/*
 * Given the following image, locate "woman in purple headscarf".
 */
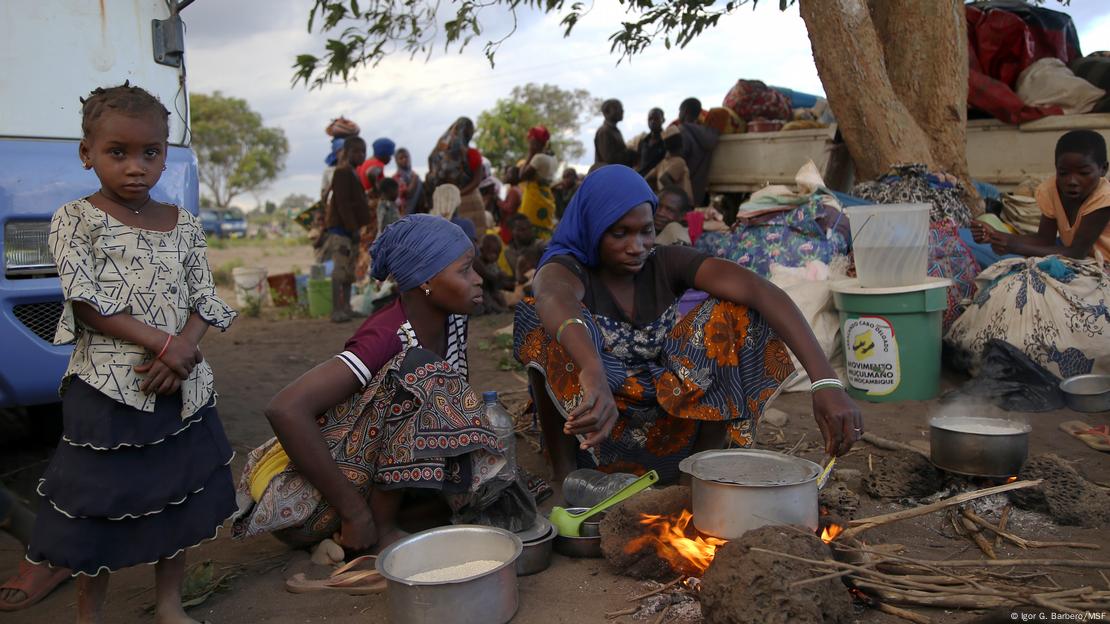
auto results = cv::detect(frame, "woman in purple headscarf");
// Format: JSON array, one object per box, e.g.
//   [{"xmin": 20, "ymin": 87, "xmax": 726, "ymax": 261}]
[
  {"xmin": 514, "ymin": 166, "xmax": 862, "ymax": 484},
  {"xmin": 233, "ymin": 216, "xmax": 509, "ymax": 554}
]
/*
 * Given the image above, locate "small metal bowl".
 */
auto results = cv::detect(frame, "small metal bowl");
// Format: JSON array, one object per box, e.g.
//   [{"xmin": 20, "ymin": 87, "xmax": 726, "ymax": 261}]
[
  {"xmin": 516, "ymin": 525, "xmax": 556, "ymax": 575},
  {"xmin": 1060, "ymin": 374, "xmax": 1110, "ymax": 413},
  {"xmin": 553, "ymin": 533, "xmax": 603, "ymax": 558},
  {"xmin": 550, "ymin": 508, "xmax": 605, "ymax": 558}
]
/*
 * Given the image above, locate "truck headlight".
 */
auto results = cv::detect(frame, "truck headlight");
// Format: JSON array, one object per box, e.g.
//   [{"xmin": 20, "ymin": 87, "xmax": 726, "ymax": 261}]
[{"xmin": 4, "ymin": 221, "xmax": 56, "ymax": 277}]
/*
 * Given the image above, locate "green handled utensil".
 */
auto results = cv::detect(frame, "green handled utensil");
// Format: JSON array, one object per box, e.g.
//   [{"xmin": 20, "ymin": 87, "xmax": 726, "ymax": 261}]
[{"xmin": 549, "ymin": 470, "xmax": 659, "ymax": 537}]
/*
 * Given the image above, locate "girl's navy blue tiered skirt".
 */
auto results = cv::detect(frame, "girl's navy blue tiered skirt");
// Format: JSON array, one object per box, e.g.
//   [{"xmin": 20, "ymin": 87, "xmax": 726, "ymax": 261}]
[{"xmin": 26, "ymin": 379, "xmax": 236, "ymax": 576}]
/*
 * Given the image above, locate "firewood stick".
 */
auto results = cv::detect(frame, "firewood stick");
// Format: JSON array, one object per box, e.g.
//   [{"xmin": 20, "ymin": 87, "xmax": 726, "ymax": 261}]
[
  {"xmin": 627, "ymin": 576, "xmax": 683, "ymax": 602},
  {"xmin": 854, "ymin": 583, "xmax": 1010, "ymax": 609},
  {"xmin": 958, "ymin": 512, "xmax": 997, "ymax": 559},
  {"xmin": 604, "ymin": 606, "xmax": 639, "ymax": 619},
  {"xmin": 962, "ymin": 509, "xmax": 1101, "ymax": 550},
  {"xmin": 875, "ymin": 602, "xmax": 934, "ymax": 624},
  {"xmin": 856, "ymin": 579, "xmax": 1089, "ymax": 614},
  {"xmin": 840, "ymin": 480, "xmax": 1042, "ymax": 540},
  {"xmin": 882, "ymin": 557, "xmax": 1110, "ymax": 570},
  {"xmin": 860, "ymin": 432, "xmax": 929, "ymax": 457},
  {"xmin": 652, "ymin": 604, "xmax": 671, "ymax": 624},
  {"xmin": 995, "ymin": 505, "xmax": 1011, "ymax": 548}
]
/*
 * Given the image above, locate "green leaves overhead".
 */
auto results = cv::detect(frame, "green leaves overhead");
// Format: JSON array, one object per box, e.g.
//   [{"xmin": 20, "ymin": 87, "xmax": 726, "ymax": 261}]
[
  {"xmin": 294, "ymin": 0, "xmax": 787, "ymax": 88},
  {"xmin": 475, "ymin": 83, "xmax": 599, "ymax": 169}
]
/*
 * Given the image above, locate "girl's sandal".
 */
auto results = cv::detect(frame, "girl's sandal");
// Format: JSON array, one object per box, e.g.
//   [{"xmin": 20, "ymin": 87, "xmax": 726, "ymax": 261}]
[
  {"xmin": 1059, "ymin": 421, "xmax": 1110, "ymax": 452},
  {"xmin": 284, "ymin": 555, "xmax": 385, "ymax": 595}
]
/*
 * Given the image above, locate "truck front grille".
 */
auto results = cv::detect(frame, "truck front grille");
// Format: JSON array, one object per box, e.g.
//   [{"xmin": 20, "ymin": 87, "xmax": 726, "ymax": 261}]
[{"xmin": 13, "ymin": 302, "xmax": 62, "ymax": 343}]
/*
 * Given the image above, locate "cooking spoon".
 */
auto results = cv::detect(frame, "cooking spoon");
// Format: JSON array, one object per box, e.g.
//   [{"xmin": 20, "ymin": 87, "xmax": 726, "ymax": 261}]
[{"xmin": 549, "ymin": 470, "xmax": 659, "ymax": 537}]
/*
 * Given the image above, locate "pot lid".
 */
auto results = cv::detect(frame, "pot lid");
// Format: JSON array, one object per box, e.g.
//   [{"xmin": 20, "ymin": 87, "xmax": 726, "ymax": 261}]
[
  {"xmin": 516, "ymin": 516, "xmax": 554, "ymax": 543},
  {"xmin": 679, "ymin": 449, "xmax": 820, "ymax": 487},
  {"xmin": 930, "ymin": 416, "xmax": 1031, "ymax": 435}
]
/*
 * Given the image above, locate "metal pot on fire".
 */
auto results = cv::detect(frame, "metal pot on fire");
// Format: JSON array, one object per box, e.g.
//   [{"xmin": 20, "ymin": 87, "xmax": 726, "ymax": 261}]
[
  {"xmin": 929, "ymin": 416, "xmax": 1030, "ymax": 479},
  {"xmin": 678, "ymin": 449, "xmax": 821, "ymax": 540}
]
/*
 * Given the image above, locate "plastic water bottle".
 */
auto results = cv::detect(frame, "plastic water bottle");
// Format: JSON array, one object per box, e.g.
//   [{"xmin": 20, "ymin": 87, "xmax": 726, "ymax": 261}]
[
  {"xmin": 483, "ymin": 391, "xmax": 517, "ymax": 480},
  {"xmin": 563, "ymin": 469, "xmax": 640, "ymax": 508}
]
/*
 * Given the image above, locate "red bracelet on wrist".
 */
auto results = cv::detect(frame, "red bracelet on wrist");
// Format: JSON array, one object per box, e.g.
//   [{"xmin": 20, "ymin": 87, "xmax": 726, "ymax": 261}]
[{"xmin": 156, "ymin": 334, "xmax": 173, "ymax": 361}]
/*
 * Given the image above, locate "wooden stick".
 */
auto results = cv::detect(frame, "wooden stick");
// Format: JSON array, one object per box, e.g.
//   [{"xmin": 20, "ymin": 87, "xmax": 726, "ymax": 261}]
[
  {"xmin": 875, "ymin": 602, "xmax": 934, "ymax": 624},
  {"xmin": 958, "ymin": 510, "xmax": 996, "ymax": 559},
  {"xmin": 860, "ymin": 432, "xmax": 929, "ymax": 457},
  {"xmin": 652, "ymin": 604, "xmax": 671, "ymax": 624},
  {"xmin": 962, "ymin": 510, "xmax": 1101, "ymax": 550},
  {"xmin": 604, "ymin": 606, "xmax": 639, "ymax": 619},
  {"xmin": 995, "ymin": 504, "xmax": 1011, "ymax": 548},
  {"xmin": 840, "ymin": 480, "xmax": 1042, "ymax": 540},
  {"xmin": 888, "ymin": 558, "xmax": 1110, "ymax": 570},
  {"xmin": 627, "ymin": 576, "xmax": 683, "ymax": 602}
]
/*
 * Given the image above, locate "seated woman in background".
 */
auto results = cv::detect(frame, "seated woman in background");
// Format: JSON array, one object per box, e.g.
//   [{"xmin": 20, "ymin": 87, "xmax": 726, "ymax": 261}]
[
  {"xmin": 233, "ymin": 216, "xmax": 508, "ymax": 554},
  {"xmin": 948, "ymin": 130, "xmax": 1110, "ymax": 379},
  {"xmin": 513, "ymin": 165, "xmax": 861, "ymax": 484}
]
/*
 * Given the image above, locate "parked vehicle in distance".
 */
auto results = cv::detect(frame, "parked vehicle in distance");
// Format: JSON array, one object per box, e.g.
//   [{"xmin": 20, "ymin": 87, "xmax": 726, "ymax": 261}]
[
  {"xmin": 200, "ymin": 209, "xmax": 248, "ymax": 238},
  {"xmin": 0, "ymin": 0, "xmax": 199, "ymax": 408}
]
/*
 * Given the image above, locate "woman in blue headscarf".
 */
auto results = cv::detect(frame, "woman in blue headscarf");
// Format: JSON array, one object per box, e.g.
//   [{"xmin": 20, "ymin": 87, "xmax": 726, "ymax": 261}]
[
  {"xmin": 232, "ymin": 215, "xmax": 508, "ymax": 554},
  {"xmin": 514, "ymin": 165, "xmax": 862, "ymax": 484}
]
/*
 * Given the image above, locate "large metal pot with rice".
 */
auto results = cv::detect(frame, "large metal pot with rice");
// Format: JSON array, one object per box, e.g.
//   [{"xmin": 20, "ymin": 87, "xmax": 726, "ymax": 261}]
[
  {"xmin": 678, "ymin": 449, "xmax": 821, "ymax": 540},
  {"xmin": 929, "ymin": 416, "xmax": 1030, "ymax": 478},
  {"xmin": 376, "ymin": 525, "xmax": 522, "ymax": 624}
]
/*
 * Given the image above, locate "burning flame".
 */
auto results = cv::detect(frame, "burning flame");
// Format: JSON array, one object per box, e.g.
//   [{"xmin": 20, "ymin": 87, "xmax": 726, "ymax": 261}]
[
  {"xmin": 820, "ymin": 523, "xmax": 844, "ymax": 544},
  {"xmin": 1007, "ymin": 476, "xmax": 1018, "ymax": 483},
  {"xmin": 627, "ymin": 510, "xmax": 727, "ymax": 576}
]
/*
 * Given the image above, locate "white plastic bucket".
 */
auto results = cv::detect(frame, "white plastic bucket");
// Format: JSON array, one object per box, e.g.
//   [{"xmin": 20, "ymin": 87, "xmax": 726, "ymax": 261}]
[
  {"xmin": 846, "ymin": 203, "xmax": 929, "ymax": 288},
  {"xmin": 231, "ymin": 266, "xmax": 268, "ymax": 308}
]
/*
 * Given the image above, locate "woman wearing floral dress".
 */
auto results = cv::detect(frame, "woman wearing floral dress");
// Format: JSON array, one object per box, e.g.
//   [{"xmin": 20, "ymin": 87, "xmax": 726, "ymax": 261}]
[{"xmin": 513, "ymin": 165, "xmax": 862, "ymax": 483}]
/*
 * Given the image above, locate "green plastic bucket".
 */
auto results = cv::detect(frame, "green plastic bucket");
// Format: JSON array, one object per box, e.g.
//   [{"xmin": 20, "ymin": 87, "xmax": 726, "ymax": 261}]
[
  {"xmin": 830, "ymin": 278, "xmax": 951, "ymax": 402},
  {"xmin": 307, "ymin": 278, "xmax": 333, "ymax": 318}
]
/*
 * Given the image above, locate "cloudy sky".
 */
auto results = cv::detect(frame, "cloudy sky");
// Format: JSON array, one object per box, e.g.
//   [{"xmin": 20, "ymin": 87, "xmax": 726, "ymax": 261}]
[{"xmin": 182, "ymin": 1, "xmax": 1110, "ymax": 209}]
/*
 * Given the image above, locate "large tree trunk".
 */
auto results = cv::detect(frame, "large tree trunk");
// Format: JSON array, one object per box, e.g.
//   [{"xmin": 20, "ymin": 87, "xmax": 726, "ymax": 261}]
[
  {"xmin": 798, "ymin": 0, "xmax": 936, "ymax": 181},
  {"xmin": 870, "ymin": 0, "xmax": 970, "ymax": 182}
]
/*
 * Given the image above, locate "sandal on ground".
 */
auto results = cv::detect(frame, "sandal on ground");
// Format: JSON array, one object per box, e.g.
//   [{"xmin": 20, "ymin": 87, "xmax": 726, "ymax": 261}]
[
  {"xmin": 522, "ymin": 469, "xmax": 553, "ymax": 504},
  {"xmin": 0, "ymin": 560, "xmax": 71, "ymax": 612},
  {"xmin": 285, "ymin": 555, "xmax": 385, "ymax": 595},
  {"xmin": 1060, "ymin": 421, "xmax": 1110, "ymax": 452}
]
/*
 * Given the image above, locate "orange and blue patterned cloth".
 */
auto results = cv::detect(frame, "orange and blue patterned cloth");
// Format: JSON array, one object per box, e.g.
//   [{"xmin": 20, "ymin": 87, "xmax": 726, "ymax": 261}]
[{"xmin": 513, "ymin": 296, "xmax": 794, "ymax": 483}]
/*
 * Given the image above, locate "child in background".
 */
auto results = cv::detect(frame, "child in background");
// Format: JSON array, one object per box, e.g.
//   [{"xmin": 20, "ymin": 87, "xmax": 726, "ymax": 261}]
[
  {"xmin": 478, "ymin": 234, "xmax": 513, "ymax": 312},
  {"xmin": 646, "ymin": 126, "xmax": 694, "ymax": 203},
  {"xmin": 324, "ymin": 136, "xmax": 371, "ymax": 323},
  {"xmin": 29, "ymin": 84, "xmax": 237, "ymax": 623},
  {"xmin": 377, "ymin": 178, "xmax": 401, "ymax": 234}
]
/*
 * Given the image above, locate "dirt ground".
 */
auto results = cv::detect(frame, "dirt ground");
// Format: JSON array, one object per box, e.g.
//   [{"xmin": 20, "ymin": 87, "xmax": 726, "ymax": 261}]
[{"xmin": 2, "ymin": 243, "xmax": 1108, "ymax": 623}]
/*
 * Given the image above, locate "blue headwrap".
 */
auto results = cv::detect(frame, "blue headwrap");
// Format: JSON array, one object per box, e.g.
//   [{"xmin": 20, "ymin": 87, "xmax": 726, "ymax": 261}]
[
  {"xmin": 539, "ymin": 165, "xmax": 658, "ymax": 268},
  {"xmin": 371, "ymin": 214, "xmax": 472, "ymax": 291},
  {"xmin": 372, "ymin": 137, "xmax": 396, "ymax": 159},
  {"xmin": 324, "ymin": 137, "xmax": 345, "ymax": 166}
]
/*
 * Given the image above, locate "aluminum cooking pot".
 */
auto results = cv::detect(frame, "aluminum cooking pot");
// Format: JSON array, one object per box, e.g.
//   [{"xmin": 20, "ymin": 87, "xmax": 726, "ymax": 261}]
[
  {"xmin": 929, "ymin": 416, "xmax": 1030, "ymax": 478},
  {"xmin": 376, "ymin": 525, "xmax": 522, "ymax": 624},
  {"xmin": 679, "ymin": 449, "xmax": 821, "ymax": 540}
]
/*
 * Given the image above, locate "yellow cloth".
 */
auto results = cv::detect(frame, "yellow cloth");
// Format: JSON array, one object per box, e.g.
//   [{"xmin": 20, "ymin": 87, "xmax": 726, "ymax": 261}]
[
  {"xmin": 975, "ymin": 213, "xmax": 1018, "ymax": 234},
  {"xmin": 519, "ymin": 180, "xmax": 555, "ymax": 239},
  {"xmin": 1036, "ymin": 177, "xmax": 1110, "ymax": 260},
  {"xmin": 249, "ymin": 441, "xmax": 291, "ymax": 502}
]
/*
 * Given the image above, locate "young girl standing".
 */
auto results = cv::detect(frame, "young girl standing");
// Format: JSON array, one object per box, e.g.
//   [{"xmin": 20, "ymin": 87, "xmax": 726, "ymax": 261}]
[{"xmin": 27, "ymin": 84, "xmax": 237, "ymax": 623}]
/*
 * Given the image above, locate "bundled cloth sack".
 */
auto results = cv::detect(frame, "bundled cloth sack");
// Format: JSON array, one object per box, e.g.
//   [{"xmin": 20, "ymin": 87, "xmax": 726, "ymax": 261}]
[
  {"xmin": 1016, "ymin": 57, "xmax": 1106, "ymax": 115},
  {"xmin": 723, "ymin": 79, "xmax": 792, "ymax": 123},
  {"xmin": 946, "ymin": 256, "xmax": 1110, "ymax": 379},
  {"xmin": 852, "ymin": 163, "xmax": 973, "ymax": 227},
  {"xmin": 768, "ymin": 260, "xmax": 847, "ymax": 392},
  {"xmin": 695, "ymin": 161, "xmax": 850, "ymax": 278}
]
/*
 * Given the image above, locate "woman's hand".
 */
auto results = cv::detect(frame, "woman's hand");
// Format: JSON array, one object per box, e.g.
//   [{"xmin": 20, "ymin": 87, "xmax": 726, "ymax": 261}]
[
  {"xmin": 158, "ymin": 335, "xmax": 203, "ymax": 379},
  {"xmin": 564, "ymin": 371, "xmax": 619, "ymax": 449},
  {"xmin": 812, "ymin": 388, "xmax": 863, "ymax": 456},
  {"xmin": 970, "ymin": 221, "xmax": 992, "ymax": 244},
  {"xmin": 134, "ymin": 359, "xmax": 183, "ymax": 395},
  {"xmin": 335, "ymin": 506, "xmax": 378, "ymax": 553}
]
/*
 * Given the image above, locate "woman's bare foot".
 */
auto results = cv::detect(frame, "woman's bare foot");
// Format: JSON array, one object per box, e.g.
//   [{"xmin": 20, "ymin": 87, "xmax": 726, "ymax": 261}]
[{"xmin": 370, "ymin": 527, "xmax": 410, "ymax": 555}]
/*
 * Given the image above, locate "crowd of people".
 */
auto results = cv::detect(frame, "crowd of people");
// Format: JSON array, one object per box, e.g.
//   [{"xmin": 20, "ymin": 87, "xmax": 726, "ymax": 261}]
[{"xmin": 314, "ymin": 95, "xmax": 729, "ymax": 324}]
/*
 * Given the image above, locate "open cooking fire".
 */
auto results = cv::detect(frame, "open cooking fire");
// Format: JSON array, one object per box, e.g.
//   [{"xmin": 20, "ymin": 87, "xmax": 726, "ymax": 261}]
[
  {"xmin": 628, "ymin": 512, "xmax": 847, "ymax": 577},
  {"xmin": 627, "ymin": 511, "xmax": 726, "ymax": 576}
]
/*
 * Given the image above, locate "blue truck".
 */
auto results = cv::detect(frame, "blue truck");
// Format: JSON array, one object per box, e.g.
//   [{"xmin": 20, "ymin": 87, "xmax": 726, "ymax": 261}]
[{"xmin": 0, "ymin": 1, "xmax": 199, "ymax": 408}]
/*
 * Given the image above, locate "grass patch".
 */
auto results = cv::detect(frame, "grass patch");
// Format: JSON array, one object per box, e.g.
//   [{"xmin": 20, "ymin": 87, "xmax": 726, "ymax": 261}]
[{"xmin": 212, "ymin": 258, "xmax": 244, "ymax": 288}]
